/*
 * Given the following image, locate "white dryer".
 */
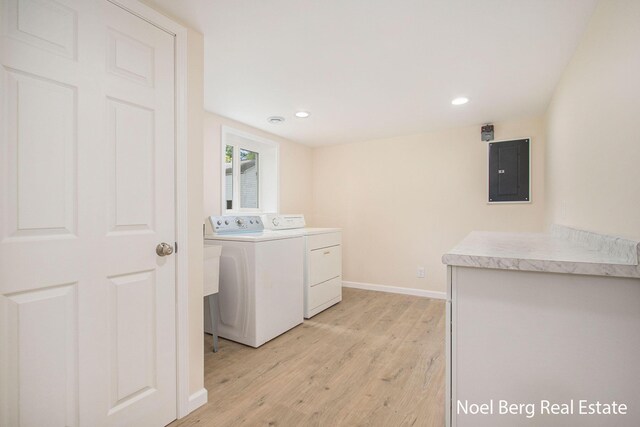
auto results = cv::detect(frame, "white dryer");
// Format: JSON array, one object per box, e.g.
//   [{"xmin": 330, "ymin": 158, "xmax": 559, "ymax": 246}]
[
  {"xmin": 262, "ymin": 214, "xmax": 342, "ymax": 318},
  {"xmin": 205, "ymin": 216, "xmax": 304, "ymax": 347}
]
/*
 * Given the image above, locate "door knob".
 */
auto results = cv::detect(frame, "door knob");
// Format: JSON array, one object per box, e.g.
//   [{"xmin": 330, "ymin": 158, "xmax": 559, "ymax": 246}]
[{"xmin": 156, "ymin": 242, "xmax": 174, "ymax": 256}]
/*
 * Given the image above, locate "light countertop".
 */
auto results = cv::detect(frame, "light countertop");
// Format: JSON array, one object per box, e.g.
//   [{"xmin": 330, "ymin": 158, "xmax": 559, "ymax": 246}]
[{"xmin": 442, "ymin": 225, "xmax": 640, "ymax": 279}]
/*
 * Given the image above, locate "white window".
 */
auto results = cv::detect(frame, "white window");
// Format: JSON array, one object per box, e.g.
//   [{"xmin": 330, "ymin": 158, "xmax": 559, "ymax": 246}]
[{"xmin": 221, "ymin": 126, "xmax": 279, "ymax": 214}]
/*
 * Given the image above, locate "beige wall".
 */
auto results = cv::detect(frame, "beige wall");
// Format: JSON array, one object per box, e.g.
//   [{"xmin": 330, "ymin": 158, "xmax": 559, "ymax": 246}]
[
  {"xmin": 310, "ymin": 117, "xmax": 546, "ymax": 293},
  {"xmin": 545, "ymin": 0, "xmax": 640, "ymax": 240},
  {"xmin": 203, "ymin": 112, "xmax": 314, "ymax": 219},
  {"xmin": 186, "ymin": 29, "xmax": 205, "ymax": 396}
]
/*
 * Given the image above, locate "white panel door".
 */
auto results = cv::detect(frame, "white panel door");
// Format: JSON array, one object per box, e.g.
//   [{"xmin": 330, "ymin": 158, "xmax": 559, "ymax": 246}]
[{"xmin": 0, "ymin": 1, "xmax": 177, "ymax": 426}]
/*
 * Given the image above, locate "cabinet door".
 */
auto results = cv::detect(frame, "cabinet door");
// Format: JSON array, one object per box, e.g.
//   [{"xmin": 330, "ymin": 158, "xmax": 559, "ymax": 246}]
[
  {"xmin": 308, "ymin": 276, "xmax": 342, "ymax": 312},
  {"xmin": 309, "ymin": 245, "xmax": 342, "ymax": 286},
  {"xmin": 452, "ymin": 267, "xmax": 640, "ymax": 426}
]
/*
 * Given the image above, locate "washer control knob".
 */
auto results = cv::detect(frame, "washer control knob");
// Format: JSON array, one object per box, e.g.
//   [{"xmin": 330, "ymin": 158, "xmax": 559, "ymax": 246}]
[
  {"xmin": 224, "ymin": 220, "xmax": 229, "ymax": 225},
  {"xmin": 272, "ymin": 218, "xmax": 280, "ymax": 226},
  {"xmin": 236, "ymin": 218, "xmax": 244, "ymax": 226},
  {"xmin": 217, "ymin": 220, "xmax": 222, "ymax": 226}
]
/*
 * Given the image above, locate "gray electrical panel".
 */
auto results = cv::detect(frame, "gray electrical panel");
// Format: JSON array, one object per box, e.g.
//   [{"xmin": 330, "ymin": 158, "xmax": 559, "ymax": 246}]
[{"xmin": 488, "ymin": 138, "xmax": 530, "ymax": 202}]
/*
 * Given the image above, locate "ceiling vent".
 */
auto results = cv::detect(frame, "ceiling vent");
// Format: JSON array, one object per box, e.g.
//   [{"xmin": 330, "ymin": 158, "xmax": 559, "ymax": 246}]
[{"xmin": 267, "ymin": 116, "xmax": 285, "ymax": 124}]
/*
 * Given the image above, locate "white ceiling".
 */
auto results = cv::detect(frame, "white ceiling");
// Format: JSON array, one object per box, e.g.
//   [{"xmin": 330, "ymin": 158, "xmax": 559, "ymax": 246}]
[{"xmin": 147, "ymin": 0, "xmax": 597, "ymax": 146}]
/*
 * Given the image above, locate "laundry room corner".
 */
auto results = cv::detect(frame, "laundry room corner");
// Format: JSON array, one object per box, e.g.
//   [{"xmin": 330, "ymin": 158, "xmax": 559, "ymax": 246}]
[{"xmin": 310, "ymin": 116, "xmax": 547, "ymax": 295}]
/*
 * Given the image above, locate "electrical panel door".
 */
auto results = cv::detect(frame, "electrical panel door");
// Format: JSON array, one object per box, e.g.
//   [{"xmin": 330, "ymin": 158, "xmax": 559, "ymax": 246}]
[{"xmin": 488, "ymin": 138, "xmax": 530, "ymax": 202}]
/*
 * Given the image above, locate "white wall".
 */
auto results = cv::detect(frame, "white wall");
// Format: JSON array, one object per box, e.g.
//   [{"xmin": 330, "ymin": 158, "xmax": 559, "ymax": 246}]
[
  {"xmin": 203, "ymin": 112, "xmax": 313, "ymax": 219},
  {"xmin": 310, "ymin": 117, "xmax": 546, "ymax": 293},
  {"xmin": 545, "ymin": 0, "xmax": 640, "ymax": 240}
]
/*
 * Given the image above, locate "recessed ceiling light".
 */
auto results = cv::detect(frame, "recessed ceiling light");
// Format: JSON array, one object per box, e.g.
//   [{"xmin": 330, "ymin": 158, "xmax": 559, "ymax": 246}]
[
  {"xmin": 451, "ymin": 97, "xmax": 469, "ymax": 105},
  {"xmin": 267, "ymin": 116, "xmax": 285, "ymax": 124},
  {"xmin": 295, "ymin": 111, "xmax": 310, "ymax": 118}
]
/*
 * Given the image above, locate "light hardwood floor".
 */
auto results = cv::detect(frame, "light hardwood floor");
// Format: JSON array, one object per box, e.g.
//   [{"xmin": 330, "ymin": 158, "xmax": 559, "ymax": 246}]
[{"xmin": 172, "ymin": 288, "xmax": 446, "ymax": 427}]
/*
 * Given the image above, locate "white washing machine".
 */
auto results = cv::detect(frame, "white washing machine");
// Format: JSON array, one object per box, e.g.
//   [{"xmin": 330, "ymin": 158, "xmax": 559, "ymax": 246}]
[
  {"xmin": 262, "ymin": 214, "xmax": 342, "ymax": 318},
  {"xmin": 205, "ymin": 215, "xmax": 304, "ymax": 348}
]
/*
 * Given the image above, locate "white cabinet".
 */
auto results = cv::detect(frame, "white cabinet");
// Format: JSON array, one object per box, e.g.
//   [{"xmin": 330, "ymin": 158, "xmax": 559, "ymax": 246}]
[
  {"xmin": 446, "ymin": 266, "xmax": 640, "ymax": 426},
  {"xmin": 305, "ymin": 231, "xmax": 342, "ymax": 318},
  {"xmin": 443, "ymin": 227, "xmax": 640, "ymax": 426},
  {"xmin": 309, "ymin": 244, "xmax": 342, "ymax": 285}
]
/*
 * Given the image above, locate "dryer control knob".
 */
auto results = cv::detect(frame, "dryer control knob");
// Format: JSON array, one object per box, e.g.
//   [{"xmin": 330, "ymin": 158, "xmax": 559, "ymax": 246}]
[
  {"xmin": 236, "ymin": 218, "xmax": 245, "ymax": 226},
  {"xmin": 272, "ymin": 218, "xmax": 280, "ymax": 226}
]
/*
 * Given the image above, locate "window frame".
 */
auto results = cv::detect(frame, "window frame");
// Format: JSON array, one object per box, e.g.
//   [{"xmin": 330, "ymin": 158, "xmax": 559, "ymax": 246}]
[{"xmin": 220, "ymin": 126, "xmax": 279, "ymax": 215}]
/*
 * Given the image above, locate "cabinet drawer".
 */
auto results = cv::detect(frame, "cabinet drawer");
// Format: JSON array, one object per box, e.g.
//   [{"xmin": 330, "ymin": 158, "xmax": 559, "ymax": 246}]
[
  {"xmin": 308, "ymin": 276, "xmax": 342, "ymax": 311},
  {"xmin": 307, "ymin": 232, "xmax": 341, "ymax": 251},
  {"xmin": 308, "ymin": 244, "xmax": 341, "ymax": 285}
]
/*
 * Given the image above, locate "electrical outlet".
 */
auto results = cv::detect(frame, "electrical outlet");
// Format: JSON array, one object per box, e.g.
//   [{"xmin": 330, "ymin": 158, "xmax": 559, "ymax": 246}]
[{"xmin": 417, "ymin": 267, "xmax": 425, "ymax": 278}]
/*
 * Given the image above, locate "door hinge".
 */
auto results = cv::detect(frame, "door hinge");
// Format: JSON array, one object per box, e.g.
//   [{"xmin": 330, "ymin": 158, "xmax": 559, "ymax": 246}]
[{"xmin": 174, "ymin": 242, "xmax": 178, "ymax": 253}]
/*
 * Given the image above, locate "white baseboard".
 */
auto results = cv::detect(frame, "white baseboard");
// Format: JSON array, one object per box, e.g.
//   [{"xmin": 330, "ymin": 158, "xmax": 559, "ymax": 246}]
[
  {"xmin": 342, "ymin": 281, "xmax": 446, "ymax": 300},
  {"xmin": 187, "ymin": 388, "xmax": 208, "ymax": 414}
]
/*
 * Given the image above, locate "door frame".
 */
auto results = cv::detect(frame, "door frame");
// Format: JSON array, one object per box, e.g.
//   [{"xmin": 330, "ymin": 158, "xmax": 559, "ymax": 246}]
[{"xmin": 107, "ymin": 0, "xmax": 194, "ymax": 419}]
